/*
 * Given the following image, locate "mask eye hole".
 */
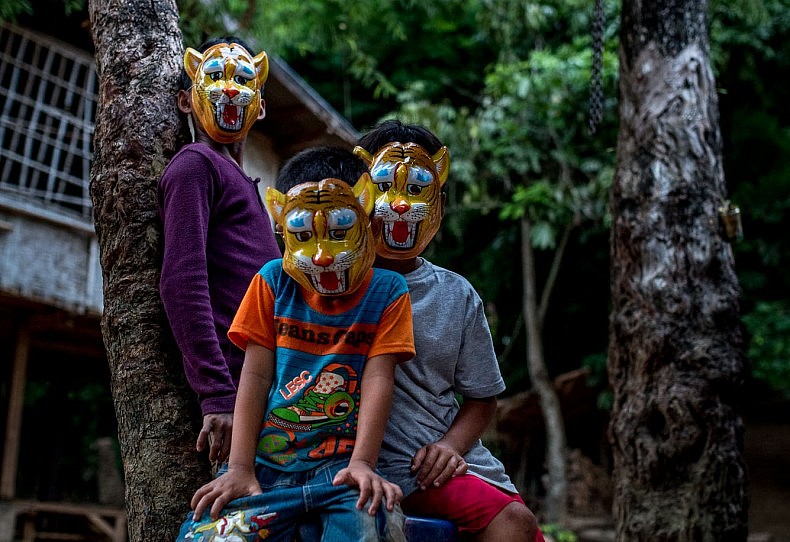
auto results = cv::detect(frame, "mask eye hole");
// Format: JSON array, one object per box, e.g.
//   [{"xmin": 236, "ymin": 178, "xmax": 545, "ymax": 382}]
[
  {"xmin": 377, "ymin": 182, "xmax": 392, "ymax": 192},
  {"xmin": 234, "ymin": 75, "xmax": 249, "ymax": 85},
  {"xmin": 209, "ymin": 72, "xmax": 223, "ymax": 81},
  {"xmin": 329, "ymin": 229, "xmax": 348, "ymax": 241},
  {"xmin": 294, "ymin": 231, "xmax": 312, "ymax": 242},
  {"xmin": 407, "ymin": 185, "xmax": 423, "ymax": 195}
]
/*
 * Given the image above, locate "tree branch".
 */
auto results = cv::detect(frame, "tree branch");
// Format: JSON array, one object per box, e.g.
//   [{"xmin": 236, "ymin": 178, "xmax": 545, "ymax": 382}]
[{"xmin": 537, "ymin": 221, "xmax": 573, "ymax": 330}]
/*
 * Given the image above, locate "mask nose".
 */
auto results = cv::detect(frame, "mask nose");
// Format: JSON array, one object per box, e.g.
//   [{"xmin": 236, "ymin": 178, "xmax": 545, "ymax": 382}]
[
  {"xmin": 312, "ymin": 247, "xmax": 334, "ymax": 268},
  {"xmin": 391, "ymin": 199, "xmax": 410, "ymax": 215}
]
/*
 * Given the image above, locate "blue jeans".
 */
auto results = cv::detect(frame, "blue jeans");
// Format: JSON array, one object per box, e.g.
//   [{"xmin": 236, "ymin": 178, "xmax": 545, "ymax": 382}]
[{"xmin": 176, "ymin": 459, "xmax": 404, "ymax": 542}]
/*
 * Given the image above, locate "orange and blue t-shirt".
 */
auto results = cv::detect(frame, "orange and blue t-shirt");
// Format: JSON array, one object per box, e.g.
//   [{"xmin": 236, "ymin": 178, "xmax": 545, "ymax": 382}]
[{"xmin": 229, "ymin": 258, "xmax": 414, "ymax": 472}]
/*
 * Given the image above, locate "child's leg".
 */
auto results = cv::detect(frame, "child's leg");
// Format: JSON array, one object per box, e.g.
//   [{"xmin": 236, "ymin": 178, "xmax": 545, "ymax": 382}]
[
  {"xmin": 175, "ymin": 494, "xmax": 296, "ymax": 542},
  {"xmin": 400, "ymin": 474, "xmax": 539, "ymax": 542},
  {"xmin": 301, "ymin": 459, "xmax": 405, "ymax": 542},
  {"xmin": 176, "ymin": 466, "xmax": 314, "ymax": 542}
]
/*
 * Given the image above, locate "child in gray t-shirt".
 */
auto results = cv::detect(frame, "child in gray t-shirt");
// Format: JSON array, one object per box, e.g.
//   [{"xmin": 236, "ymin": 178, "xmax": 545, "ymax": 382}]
[{"xmin": 355, "ymin": 120, "xmax": 543, "ymax": 542}]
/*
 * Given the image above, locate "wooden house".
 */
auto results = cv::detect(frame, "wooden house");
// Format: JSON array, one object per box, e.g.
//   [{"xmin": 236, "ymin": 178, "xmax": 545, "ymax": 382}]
[{"xmin": 0, "ymin": 21, "xmax": 358, "ymax": 541}]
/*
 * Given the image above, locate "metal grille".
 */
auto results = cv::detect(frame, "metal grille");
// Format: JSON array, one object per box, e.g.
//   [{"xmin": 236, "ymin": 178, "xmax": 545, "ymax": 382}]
[{"xmin": 0, "ymin": 23, "xmax": 96, "ymax": 221}]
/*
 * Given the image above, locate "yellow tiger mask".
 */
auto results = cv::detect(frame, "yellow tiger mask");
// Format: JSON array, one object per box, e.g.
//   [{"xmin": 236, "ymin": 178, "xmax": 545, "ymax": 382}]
[
  {"xmin": 265, "ymin": 175, "xmax": 376, "ymax": 296},
  {"xmin": 184, "ymin": 42, "xmax": 269, "ymax": 144},
  {"xmin": 354, "ymin": 142, "xmax": 449, "ymax": 259}
]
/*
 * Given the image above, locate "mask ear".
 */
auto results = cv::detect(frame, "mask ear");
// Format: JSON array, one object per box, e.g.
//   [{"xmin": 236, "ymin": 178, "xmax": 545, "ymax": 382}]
[
  {"xmin": 432, "ymin": 146, "xmax": 450, "ymax": 188},
  {"xmin": 254, "ymin": 51, "xmax": 269, "ymax": 88},
  {"xmin": 184, "ymin": 47, "xmax": 203, "ymax": 82},
  {"xmin": 265, "ymin": 186, "xmax": 287, "ymax": 225},
  {"xmin": 353, "ymin": 172, "xmax": 375, "ymax": 216},
  {"xmin": 353, "ymin": 146, "xmax": 374, "ymax": 168}
]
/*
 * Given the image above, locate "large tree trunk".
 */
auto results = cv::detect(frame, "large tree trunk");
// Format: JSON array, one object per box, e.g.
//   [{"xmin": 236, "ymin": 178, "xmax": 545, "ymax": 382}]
[
  {"xmin": 608, "ymin": 1, "xmax": 748, "ymax": 540},
  {"xmin": 88, "ymin": 1, "xmax": 207, "ymax": 539}
]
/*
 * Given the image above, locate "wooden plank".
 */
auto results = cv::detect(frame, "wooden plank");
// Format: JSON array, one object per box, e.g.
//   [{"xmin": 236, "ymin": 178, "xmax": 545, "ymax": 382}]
[
  {"xmin": 11, "ymin": 500, "xmax": 127, "ymax": 542},
  {"xmin": 12, "ymin": 500, "xmax": 126, "ymax": 518}
]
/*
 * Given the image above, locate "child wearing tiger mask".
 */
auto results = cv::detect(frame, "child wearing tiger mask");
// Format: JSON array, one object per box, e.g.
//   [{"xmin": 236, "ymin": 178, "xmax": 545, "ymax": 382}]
[
  {"xmin": 159, "ymin": 37, "xmax": 282, "ymax": 469},
  {"xmin": 176, "ymin": 147, "xmax": 414, "ymax": 542},
  {"xmin": 355, "ymin": 120, "xmax": 543, "ymax": 542}
]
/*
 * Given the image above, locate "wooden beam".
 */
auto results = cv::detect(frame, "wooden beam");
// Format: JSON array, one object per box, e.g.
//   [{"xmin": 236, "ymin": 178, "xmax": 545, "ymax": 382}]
[
  {"xmin": 1, "ymin": 321, "xmax": 30, "ymax": 499},
  {"xmin": 7, "ymin": 500, "xmax": 128, "ymax": 542}
]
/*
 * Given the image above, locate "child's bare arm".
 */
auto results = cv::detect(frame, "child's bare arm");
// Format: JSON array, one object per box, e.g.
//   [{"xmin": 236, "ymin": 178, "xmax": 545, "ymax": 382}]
[
  {"xmin": 411, "ymin": 396, "xmax": 497, "ymax": 490},
  {"xmin": 332, "ymin": 354, "xmax": 402, "ymax": 514},
  {"xmin": 191, "ymin": 342, "xmax": 274, "ymax": 520}
]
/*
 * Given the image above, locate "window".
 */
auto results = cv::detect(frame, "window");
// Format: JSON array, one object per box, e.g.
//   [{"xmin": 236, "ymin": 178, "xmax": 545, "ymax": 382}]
[{"xmin": 0, "ymin": 23, "xmax": 96, "ymax": 221}]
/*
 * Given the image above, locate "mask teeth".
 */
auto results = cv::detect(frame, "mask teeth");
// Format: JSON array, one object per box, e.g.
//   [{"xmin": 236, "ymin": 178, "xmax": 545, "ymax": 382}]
[
  {"xmin": 215, "ymin": 103, "xmax": 244, "ymax": 131},
  {"xmin": 384, "ymin": 221, "xmax": 416, "ymax": 248},
  {"xmin": 310, "ymin": 270, "xmax": 347, "ymax": 295}
]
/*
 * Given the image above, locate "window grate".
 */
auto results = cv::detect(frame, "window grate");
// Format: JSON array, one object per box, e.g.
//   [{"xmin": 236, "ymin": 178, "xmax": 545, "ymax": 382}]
[{"xmin": 0, "ymin": 23, "xmax": 96, "ymax": 221}]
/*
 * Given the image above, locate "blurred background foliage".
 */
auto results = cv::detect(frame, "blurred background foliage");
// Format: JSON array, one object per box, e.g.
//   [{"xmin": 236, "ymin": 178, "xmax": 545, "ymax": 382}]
[{"xmin": 4, "ymin": 0, "xmax": 789, "ymax": 402}]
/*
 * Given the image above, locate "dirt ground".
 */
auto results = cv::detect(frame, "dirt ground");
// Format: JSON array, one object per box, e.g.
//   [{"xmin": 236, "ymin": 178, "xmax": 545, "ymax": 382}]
[
  {"xmin": 745, "ymin": 420, "xmax": 790, "ymax": 542},
  {"xmin": 565, "ymin": 412, "xmax": 790, "ymax": 542}
]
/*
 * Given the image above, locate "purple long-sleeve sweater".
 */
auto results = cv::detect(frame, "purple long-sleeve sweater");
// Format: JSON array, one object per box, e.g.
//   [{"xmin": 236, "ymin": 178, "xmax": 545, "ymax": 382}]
[{"xmin": 158, "ymin": 142, "xmax": 281, "ymax": 415}]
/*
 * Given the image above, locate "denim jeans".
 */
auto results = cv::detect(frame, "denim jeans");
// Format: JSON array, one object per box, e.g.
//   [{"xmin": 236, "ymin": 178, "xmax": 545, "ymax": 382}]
[{"xmin": 176, "ymin": 458, "xmax": 405, "ymax": 542}]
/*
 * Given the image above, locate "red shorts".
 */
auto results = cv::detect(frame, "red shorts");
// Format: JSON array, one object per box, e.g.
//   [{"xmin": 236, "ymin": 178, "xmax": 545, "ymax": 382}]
[{"xmin": 401, "ymin": 474, "xmax": 525, "ymax": 534}]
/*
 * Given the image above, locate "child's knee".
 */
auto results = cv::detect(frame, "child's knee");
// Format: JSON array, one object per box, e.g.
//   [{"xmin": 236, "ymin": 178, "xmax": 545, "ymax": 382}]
[{"xmin": 496, "ymin": 501, "xmax": 537, "ymax": 537}]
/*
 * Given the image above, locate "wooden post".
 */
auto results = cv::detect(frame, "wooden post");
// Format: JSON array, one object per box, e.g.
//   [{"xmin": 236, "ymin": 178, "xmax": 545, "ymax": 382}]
[
  {"xmin": 0, "ymin": 322, "xmax": 30, "ymax": 541},
  {"xmin": 1, "ymin": 322, "xmax": 30, "ymax": 498}
]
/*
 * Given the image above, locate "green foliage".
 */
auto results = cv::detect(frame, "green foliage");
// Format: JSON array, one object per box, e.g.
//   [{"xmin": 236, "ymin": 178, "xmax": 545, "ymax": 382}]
[
  {"xmin": 582, "ymin": 352, "xmax": 613, "ymax": 411},
  {"xmin": 708, "ymin": 0, "xmax": 790, "ymax": 396},
  {"xmin": 0, "ymin": 0, "xmax": 33, "ymax": 21},
  {"xmin": 727, "ymin": 110, "xmax": 790, "ymax": 295},
  {"xmin": 501, "ymin": 182, "xmax": 570, "ymax": 249},
  {"xmin": 229, "ymin": 0, "xmax": 493, "ymax": 126},
  {"xmin": 742, "ymin": 301, "xmax": 790, "ymax": 397},
  {"xmin": 20, "ymin": 361, "xmax": 117, "ymax": 502},
  {"xmin": 0, "ymin": 0, "xmax": 85, "ymax": 22},
  {"xmin": 710, "ymin": 0, "xmax": 790, "ymax": 294},
  {"xmin": 540, "ymin": 523, "xmax": 579, "ymax": 542},
  {"xmin": 63, "ymin": 0, "xmax": 84, "ymax": 15},
  {"xmin": 444, "ymin": 21, "xmax": 617, "ymax": 274},
  {"xmin": 177, "ymin": 0, "xmax": 249, "ymax": 48}
]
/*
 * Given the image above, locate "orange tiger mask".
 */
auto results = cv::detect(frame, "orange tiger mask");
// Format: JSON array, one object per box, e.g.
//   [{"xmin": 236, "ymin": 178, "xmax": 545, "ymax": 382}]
[
  {"xmin": 354, "ymin": 142, "xmax": 449, "ymax": 259},
  {"xmin": 184, "ymin": 42, "xmax": 269, "ymax": 144},
  {"xmin": 265, "ymin": 175, "xmax": 376, "ymax": 296}
]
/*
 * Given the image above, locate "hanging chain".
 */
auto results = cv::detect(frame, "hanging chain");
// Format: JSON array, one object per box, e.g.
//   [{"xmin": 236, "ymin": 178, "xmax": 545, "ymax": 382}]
[{"xmin": 589, "ymin": 0, "xmax": 605, "ymax": 134}]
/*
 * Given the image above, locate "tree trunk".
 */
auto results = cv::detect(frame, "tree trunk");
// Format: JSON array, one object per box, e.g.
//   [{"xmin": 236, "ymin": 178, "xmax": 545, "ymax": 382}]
[
  {"xmin": 88, "ymin": 1, "xmax": 207, "ymax": 539},
  {"xmin": 608, "ymin": 1, "xmax": 748, "ymax": 540},
  {"xmin": 521, "ymin": 217, "xmax": 567, "ymax": 524}
]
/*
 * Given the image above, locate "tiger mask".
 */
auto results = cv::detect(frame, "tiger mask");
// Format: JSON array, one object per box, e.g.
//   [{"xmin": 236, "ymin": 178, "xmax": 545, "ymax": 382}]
[
  {"xmin": 265, "ymin": 175, "xmax": 376, "ymax": 296},
  {"xmin": 184, "ymin": 42, "xmax": 269, "ymax": 144},
  {"xmin": 354, "ymin": 142, "xmax": 450, "ymax": 260}
]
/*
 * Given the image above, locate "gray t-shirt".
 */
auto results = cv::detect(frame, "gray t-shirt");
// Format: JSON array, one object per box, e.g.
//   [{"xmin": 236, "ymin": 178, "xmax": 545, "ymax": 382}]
[{"xmin": 378, "ymin": 259, "xmax": 517, "ymax": 497}]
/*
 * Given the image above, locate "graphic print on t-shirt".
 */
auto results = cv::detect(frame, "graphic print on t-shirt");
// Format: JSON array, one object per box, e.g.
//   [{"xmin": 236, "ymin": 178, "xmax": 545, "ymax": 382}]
[
  {"xmin": 258, "ymin": 362, "xmax": 359, "ymax": 467},
  {"xmin": 270, "ymin": 363, "xmax": 358, "ymax": 430}
]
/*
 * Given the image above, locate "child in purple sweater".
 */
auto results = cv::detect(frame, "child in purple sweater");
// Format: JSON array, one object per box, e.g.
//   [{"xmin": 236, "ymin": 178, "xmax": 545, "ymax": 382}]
[{"xmin": 158, "ymin": 36, "xmax": 280, "ymax": 465}]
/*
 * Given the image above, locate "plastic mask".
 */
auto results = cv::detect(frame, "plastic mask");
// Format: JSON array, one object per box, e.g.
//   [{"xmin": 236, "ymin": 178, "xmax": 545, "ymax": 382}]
[
  {"xmin": 184, "ymin": 42, "xmax": 269, "ymax": 144},
  {"xmin": 354, "ymin": 142, "xmax": 449, "ymax": 259},
  {"xmin": 265, "ymin": 175, "xmax": 376, "ymax": 296}
]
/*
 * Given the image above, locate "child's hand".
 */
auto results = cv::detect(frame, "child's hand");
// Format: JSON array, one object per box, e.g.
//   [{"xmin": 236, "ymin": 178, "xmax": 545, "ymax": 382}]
[
  {"xmin": 411, "ymin": 441, "xmax": 468, "ymax": 490},
  {"xmin": 332, "ymin": 459, "xmax": 403, "ymax": 515},
  {"xmin": 191, "ymin": 465, "xmax": 262, "ymax": 521},
  {"xmin": 196, "ymin": 412, "xmax": 233, "ymax": 464}
]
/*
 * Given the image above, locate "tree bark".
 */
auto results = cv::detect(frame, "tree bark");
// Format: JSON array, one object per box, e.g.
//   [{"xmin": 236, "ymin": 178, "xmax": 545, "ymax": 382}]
[
  {"xmin": 521, "ymin": 217, "xmax": 567, "ymax": 523},
  {"xmin": 608, "ymin": 1, "xmax": 748, "ymax": 540},
  {"xmin": 88, "ymin": 1, "xmax": 207, "ymax": 539}
]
